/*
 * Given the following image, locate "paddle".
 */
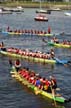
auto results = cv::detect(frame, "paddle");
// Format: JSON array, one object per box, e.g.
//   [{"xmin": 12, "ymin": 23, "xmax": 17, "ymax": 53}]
[
  {"xmin": 50, "ymin": 85, "xmax": 57, "ymax": 107},
  {"xmin": 42, "ymin": 38, "xmax": 47, "ymax": 43},
  {"xmin": 54, "ymin": 57, "xmax": 68, "ymax": 67}
]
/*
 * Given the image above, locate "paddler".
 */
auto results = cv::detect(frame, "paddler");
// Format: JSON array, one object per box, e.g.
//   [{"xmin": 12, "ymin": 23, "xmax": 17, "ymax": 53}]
[
  {"xmin": 49, "ymin": 76, "xmax": 57, "ymax": 95},
  {"xmin": 50, "ymin": 49, "xmax": 55, "ymax": 59},
  {"xmin": 7, "ymin": 26, "xmax": 10, "ymax": 32},
  {"xmin": 53, "ymin": 37, "xmax": 59, "ymax": 43},
  {"xmin": 35, "ymin": 77, "xmax": 41, "ymax": 89},
  {"xmin": 48, "ymin": 26, "xmax": 51, "ymax": 34},
  {"xmin": 14, "ymin": 59, "xmax": 21, "ymax": 72},
  {"xmin": 1, "ymin": 42, "xmax": 6, "ymax": 51},
  {"xmin": 9, "ymin": 59, "xmax": 13, "ymax": 67},
  {"xmin": 1, "ymin": 41, "xmax": 4, "ymax": 47}
]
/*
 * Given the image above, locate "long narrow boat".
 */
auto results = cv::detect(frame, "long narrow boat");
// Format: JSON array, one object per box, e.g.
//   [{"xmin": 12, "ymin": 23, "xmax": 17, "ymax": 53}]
[
  {"xmin": 0, "ymin": 50, "xmax": 56, "ymax": 64},
  {"xmin": 38, "ymin": 33, "xmax": 54, "ymax": 37},
  {"xmin": 1, "ymin": 31, "xmax": 53, "ymax": 36},
  {"xmin": 10, "ymin": 66, "xmax": 66, "ymax": 103},
  {"xmin": 1, "ymin": 31, "xmax": 26, "ymax": 35},
  {"xmin": 1, "ymin": 30, "xmax": 58, "ymax": 37},
  {"xmin": 39, "ymin": 32, "xmax": 71, "ymax": 37},
  {"xmin": 47, "ymin": 42, "xmax": 71, "ymax": 48},
  {"xmin": 0, "ymin": 48, "xmax": 69, "ymax": 65}
]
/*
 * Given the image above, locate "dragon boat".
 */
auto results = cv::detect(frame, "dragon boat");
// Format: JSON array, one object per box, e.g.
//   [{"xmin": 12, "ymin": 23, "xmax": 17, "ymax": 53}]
[
  {"xmin": 1, "ymin": 29, "xmax": 59, "ymax": 37},
  {"xmin": 0, "ymin": 47, "xmax": 69, "ymax": 65},
  {"xmin": 1, "ymin": 30, "xmax": 54, "ymax": 37},
  {"xmin": 1, "ymin": 31, "xmax": 23, "ymax": 35},
  {"xmin": 47, "ymin": 42, "xmax": 71, "ymax": 48},
  {"xmin": 10, "ymin": 66, "xmax": 70, "ymax": 103}
]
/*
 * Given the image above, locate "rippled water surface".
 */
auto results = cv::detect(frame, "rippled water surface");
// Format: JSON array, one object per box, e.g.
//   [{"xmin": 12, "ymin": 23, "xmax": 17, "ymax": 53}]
[{"xmin": 0, "ymin": 8, "xmax": 71, "ymax": 108}]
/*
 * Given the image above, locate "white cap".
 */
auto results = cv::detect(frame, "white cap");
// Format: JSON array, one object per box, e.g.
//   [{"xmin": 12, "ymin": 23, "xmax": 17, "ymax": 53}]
[{"xmin": 36, "ymin": 73, "xmax": 39, "ymax": 76}]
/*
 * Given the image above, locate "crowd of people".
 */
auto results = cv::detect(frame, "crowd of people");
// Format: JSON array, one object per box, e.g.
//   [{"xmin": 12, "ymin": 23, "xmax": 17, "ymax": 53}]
[
  {"xmin": 15, "ymin": 65, "xmax": 57, "ymax": 95},
  {"xmin": 50, "ymin": 37, "xmax": 71, "ymax": 45},
  {"xmin": 9, "ymin": 58, "xmax": 57, "ymax": 96},
  {"xmin": 9, "ymin": 57, "xmax": 57, "ymax": 96},
  {"xmin": 6, "ymin": 47, "xmax": 55, "ymax": 59},
  {"xmin": 6, "ymin": 26, "xmax": 51, "ymax": 35}
]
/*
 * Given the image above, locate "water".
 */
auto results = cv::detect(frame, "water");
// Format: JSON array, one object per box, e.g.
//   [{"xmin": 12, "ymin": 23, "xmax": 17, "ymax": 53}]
[{"xmin": 0, "ymin": 8, "xmax": 71, "ymax": 108}]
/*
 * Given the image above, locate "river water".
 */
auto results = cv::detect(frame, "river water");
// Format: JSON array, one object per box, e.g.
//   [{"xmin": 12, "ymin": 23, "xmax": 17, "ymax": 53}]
[{"xmin": 0, "ymin": 8, "xmax": 71, "ymax": 108}]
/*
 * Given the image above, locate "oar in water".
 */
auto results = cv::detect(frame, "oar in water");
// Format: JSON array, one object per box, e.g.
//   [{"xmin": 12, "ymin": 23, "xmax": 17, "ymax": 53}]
[
  {"xmin": 54, "ymin": 57, "xmax": 68, "ymax": 67},
  {"xmin": 42, "ymin": 38, "xmax": 47, "ymax": 43},
  {"xmin": 50, "ymin": 85, "xmax": 57, "ymax": 107}
]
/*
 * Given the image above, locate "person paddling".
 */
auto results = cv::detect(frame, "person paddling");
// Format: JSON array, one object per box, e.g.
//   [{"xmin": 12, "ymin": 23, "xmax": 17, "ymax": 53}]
[
  {"xmin": 15, "ymin": 59, "xmax": 21, "ymax": 72},
  {"xmin": 50, "ymin": 49, "xmax": 55, "ymax": 59},
  {"xmin": 1, "ymin": 42, "xmax": 7, "ymax": 51},
  {"xmin": 9, "ymin": 59, "xmax": 13, "ymax": 67},
  {"xmin": 48, "ymin": 26, "xmax": 51, "ymax": 34},
  {"xmin": 1, "ymin": 42, "xmax": 4, "ymax": 47},
  {"xmin": 49, "ymin": 76, "xmax": 57, "ymax": 95},
  {"xmin": 7, "ymin": 26, "xmax": 10, "ymax": 32}
]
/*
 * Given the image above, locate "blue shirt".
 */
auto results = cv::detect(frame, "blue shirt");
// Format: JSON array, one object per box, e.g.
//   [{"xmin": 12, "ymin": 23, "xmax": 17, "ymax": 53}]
[{"xmin": 36, "ymin": 79, "xmax": 41, "ymax": 86}]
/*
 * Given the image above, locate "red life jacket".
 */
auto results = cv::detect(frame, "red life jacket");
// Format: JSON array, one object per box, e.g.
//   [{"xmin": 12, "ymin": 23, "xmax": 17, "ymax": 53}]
[
  {"xmin": 15, "ymin": 60, "xmax": 21, "ymax": 68},
  {"xmin": 48, "ymin": 27, "xmax": 51, "ymax": 34},
  {"xmin": 16, "ymin": 60, "xmax": 20, "ymax": 65}
]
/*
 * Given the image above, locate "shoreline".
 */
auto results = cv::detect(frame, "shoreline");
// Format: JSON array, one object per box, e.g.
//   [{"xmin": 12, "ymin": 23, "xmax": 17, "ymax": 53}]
[{"xmin": 0, "ymin": 2, "xmax": 71, "ymax": 10}]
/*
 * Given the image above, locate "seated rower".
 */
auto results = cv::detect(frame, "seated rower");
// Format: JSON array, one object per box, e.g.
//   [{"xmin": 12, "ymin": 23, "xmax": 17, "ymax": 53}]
[
  {"xmin": 63, "ymin": 40, "xmax": 67, "ymax": 45},
  {"xmin": 40, "ymin": 78, "xmax": 51, "ymax": 92},
  {"xmin": 50, "ymin": 38, "xmax": 54, "ymax": 43},
  {"xmin": 28, "ymin": 70, "xmax": 35, "ymax": 83},
  {"xmin": 46, "ymin": 52, "xmax": 51, "ymax": 59},
  {"xmin": 7, "ymin": 26, "xmax": 10, "ymax": 32},
  {"xmin": 35, "ymin": 77, "xmax": 41, "ymax": 89},
  {"xmin": 1, "ymin": 42, "xmax": 4, "ymax": 47},
  {"xmin": 1, "ymin": 42, "xmax": 6, "ymax": 51},
  {"xmin": 53, "ymin": 37, "xmax": 59, "ymax": 43},
  {"xmin": 48, "ymin": 26, "xmax": 51, "ymax": 34}
]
